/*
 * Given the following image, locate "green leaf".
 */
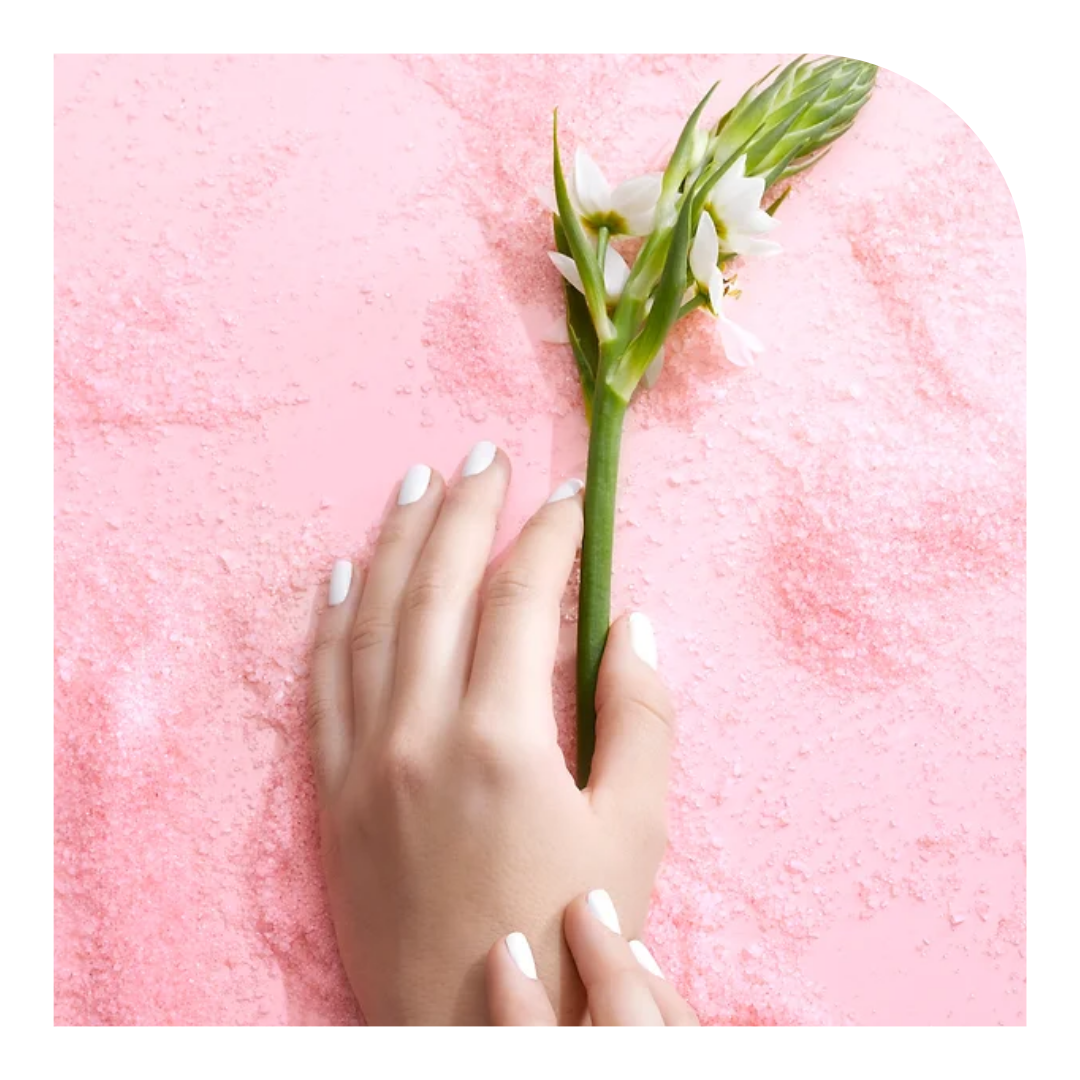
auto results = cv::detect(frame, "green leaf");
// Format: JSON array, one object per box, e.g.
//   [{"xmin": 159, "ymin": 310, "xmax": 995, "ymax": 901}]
[
  {"xmin": 743, "ymin": 95, "xmax": 816, "ymax": 176},
  {"xmin": 568, "ymin": 322, "xmax": 595, "ymax": 424},
  {"xmin": 776, "ymin": 145, "xmax": 834, "ymax": 183},
  {"xmin": 765, "ymin": 186, "xmax": 791, "ymax": 216},
  {"xmin": 609, "ymin": 191, "xmax": 694, "ymax": 398},
  {"xmin": 660, "ymin": 81, "xmax": 719, "ymax": 202},
  {"xmin": 553, "ymin": 111, "xmax": 612, "ymax": 341},
  {"xmin": 554, "ymin": 213, "xmax": 598, "ymax": 411}
]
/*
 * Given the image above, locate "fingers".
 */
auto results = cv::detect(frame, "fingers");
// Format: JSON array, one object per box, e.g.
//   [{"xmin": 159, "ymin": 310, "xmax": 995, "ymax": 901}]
[
  {"xmin": 308, "ymin": 558, "xmax": 363, "ymax": 798},
  {"xmin": 392, "ymin": 441, "xmax": 511, "ymax": 723},
  {"xmin": 562, "ymin": 891, "xmax": 663, "ymax": 1025},
  {"xmin": 623, "ymin": 939, "xmax": 700, "ymax": 1026},
  {"xmin": 486, "ymin": 897, "xmax": 699, "ymax": 1026},
  {"xmin": 350, "ymin": 463, "xmax": 445, "ymax": 727},
  {"xmin": 587, "ymin": 612, "xmax": 675, "ymax": 831},
  {"xmin": 486, "ymin": 933, "xmax": 557, "ymax": 1026},
  {"xmin": 467, "ymin": 478, "xmax": 584, "ymax": 727}
]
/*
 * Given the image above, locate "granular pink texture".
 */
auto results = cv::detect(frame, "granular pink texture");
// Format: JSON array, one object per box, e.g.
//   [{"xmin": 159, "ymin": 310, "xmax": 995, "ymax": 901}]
[{"xmin": 54, "ymin": 55, "xmax": 1025, "ymax": 1025}]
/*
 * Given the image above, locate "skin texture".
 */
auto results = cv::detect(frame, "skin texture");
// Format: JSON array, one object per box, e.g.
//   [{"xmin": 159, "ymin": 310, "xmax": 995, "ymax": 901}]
[{"xmin": 308, "ymin": 443, "xmax": 675, "ymax": 1025}]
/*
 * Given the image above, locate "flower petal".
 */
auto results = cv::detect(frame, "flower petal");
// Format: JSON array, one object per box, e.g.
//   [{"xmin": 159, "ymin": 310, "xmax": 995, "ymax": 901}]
[
  {"xmin": 707, "ymin": 269, "xmax": 725, "ymax": 316},
  {"xmin": 709, "ymin": 168, "xmax": 764, "ymax": 221},
  {"xmin": 746, "ymin": 238, "xmax": 783, "ymax": 257},
  {"xmin": 548, "ymin": 251, "xmax": 584, "ymax": 294},
  {"xmin": 716, "ymin": 182, "xmax": 767, "ymax": 228},
  {"xmin": 728, "ymin": 232, "xmax": 783, "ymax": 258},
  {"xmin": 611, "ymin": 173, "xmax": 662, "ymax": 220},
  {"xmin": 623, "ymin": 206, "xmax": 662, "ymax": 236},
  {"xmin": 708, "ymin": 154, "xmax": 748, "ymax": 199},
  {"xmin": 535, "ymin": 186, "xmax": 558, "ymax": 213},
  {"xmin": 574, "ymin": 148, "xmax": 612, "ymax": 217},
  {"xmin": 689, "ymin": 213, "xmax": 720, "ymax": 287},
  {"xmin": 745, "ymin": 208, "xmax": 781, "ymax": 234},
  {"xmin": 718, "ymin": 313, "xmax": 765, "ymax": 368},
  {"xmin": 603, "ymin": 245, "xmax": 631, "ymax": 302},
  {"xmin": 642, "ymin": 345, "xmax": 665, "ymax": 389}
]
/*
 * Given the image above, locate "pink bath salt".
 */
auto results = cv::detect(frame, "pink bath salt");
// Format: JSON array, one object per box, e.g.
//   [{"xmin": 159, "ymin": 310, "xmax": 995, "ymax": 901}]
[{"xmin": 55, "ymin": 55, "xmax": 1024, "ymax": 1025}]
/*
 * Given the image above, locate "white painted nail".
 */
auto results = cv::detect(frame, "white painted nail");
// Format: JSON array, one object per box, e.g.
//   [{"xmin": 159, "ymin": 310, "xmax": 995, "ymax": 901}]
[
  {"xmin": 505, "ymin": 932, "xmax": 538, "ymax": 980},
  {"xmin": 628, "ymin": 612, "xmax": 658, "ymax": 670},
  {"xmin": 547, "ymin": 478, "xmax": 584, "ymax": 503},
  {"xmin": 328, "ymin": 559, "xmax": 353, "ymax": 607},
  {"xmin": 586, "ymin": 889, "xmax": 621, "ymax": 935},
  {"xmin": 629, "ymin": 940, "xmax": 664, "ymax": 979},
  {"xmin": 462, "ymin": 440, "xmax": 497, "ymax": 477},
  {"xmin": 397, "ymin": 463, "xmax": 432, "ymax": 506}
]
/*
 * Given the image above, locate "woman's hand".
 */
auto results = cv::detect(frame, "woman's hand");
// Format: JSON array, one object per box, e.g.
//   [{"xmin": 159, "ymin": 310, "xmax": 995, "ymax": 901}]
[
  {"xmin": 487, "ymin": 890, "xmax": 699, "ymax": 1025},
  {"xmin": 308, "ymin": 441, "xmax": 675, "ymax": 1025}
]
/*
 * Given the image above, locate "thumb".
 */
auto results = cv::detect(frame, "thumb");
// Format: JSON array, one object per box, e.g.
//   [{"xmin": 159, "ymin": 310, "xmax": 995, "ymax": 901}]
[{"xmin": 587, "ymin": 612, "xmax": 674, "ymax": 834}]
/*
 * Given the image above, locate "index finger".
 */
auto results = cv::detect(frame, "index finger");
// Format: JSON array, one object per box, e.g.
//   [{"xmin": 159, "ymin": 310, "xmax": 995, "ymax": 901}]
[
  {"xmin": 563, "ymin": 890, "xmax": 664, "ymax": 1026},
  {"xmin": 465, "ymin": 478, "xmax": 584, "ymax": 724}
]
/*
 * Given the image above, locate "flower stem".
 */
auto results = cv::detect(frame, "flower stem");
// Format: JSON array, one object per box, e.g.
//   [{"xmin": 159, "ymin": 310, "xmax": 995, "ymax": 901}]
[{"xmin": 576, "ymin": 379, "xmax": 628, "ymax": 787}]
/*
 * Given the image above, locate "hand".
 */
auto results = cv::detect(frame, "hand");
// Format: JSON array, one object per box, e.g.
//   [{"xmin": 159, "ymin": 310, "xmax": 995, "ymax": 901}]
[
  {"xmin": 308, "ymin": 441, "xmax": 674, "ymax": 1025},
  {"xmin": 486, "ymin": 890, "xmax": 699, "ymax": 1025}
]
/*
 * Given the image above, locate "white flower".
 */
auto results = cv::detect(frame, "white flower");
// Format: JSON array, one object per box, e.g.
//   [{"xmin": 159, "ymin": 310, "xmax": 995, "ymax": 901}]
[
  {"xmin": 717, "ymin": 317, "xmax": 764, "ymax": 369},
  {"xmin": 704, "ymin": 154, "xmax": 782, "ymax": 258},
  {"xmin": 549, "ymin": 245, "xmax": 631, "ymax": 305},
  {"xmin": 573, "ymin": 149, "xmax": 662, "ymax": 236},
  {"xmin": 689, "ymin": 214, "xmax": 765, "ymax": 369},
  {"xmin": 689, "ymin": 212, "xmax": 726, "ymax": 313}
]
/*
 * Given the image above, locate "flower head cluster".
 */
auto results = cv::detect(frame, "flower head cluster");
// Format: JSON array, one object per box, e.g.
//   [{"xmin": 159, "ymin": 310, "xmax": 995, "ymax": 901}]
[
  {"xmin": 550, "ymin": 144, "xmax": 773, "ymax": 370},
  {"xmin": 544, "ymin": 57, "xmax": 876, "ymax": 410}
]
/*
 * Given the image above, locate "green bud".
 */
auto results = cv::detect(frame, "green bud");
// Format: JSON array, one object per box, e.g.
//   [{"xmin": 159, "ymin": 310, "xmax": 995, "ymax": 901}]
[
  {"xmin": 711, "ymin": 56, "xmax": 876, "ymax": 189},
  {"xmin": 659, "ymin": 81, "xmax": 719, "ymax": 206}
]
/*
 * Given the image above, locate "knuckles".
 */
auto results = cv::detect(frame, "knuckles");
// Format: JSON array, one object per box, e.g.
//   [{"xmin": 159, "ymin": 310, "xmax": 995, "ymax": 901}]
[
  {"xmin": 339, "ymin": 718, "xmax": 530, "ymax": 827},
  {"xmin": 350, "ymin": 608, "xmax": 395, "ymax": 656},
  {"xmin": 482, "ymin": 566, "xmax": 536, "ymax": 611},
  {"xmin": 401, "ymin": 569, "xmax": 453, "ymax": 616}
]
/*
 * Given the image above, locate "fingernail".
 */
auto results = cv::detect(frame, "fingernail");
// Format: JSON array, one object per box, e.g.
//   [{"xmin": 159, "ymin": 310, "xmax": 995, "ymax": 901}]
[
  {"xmin": 629, "ymin": 940, "xmax": 664, "ymax": 979},
  {"xmin": 505, "ymin": 932, "xmax": 538, "ymax": 980},
  {"xmin": 586, "ymin": 889, "xmax": 621, "ymax": 935},
  {"xmin": 462, "ymin": 440, "xmax": 497, "ymax": 477},
  {"xmin": 628, "ymin": 612, "xmax": 658, "ymax": 670},
  {"xmin": 328, "ymin": 559, "xmax": 353, "ymax": 607},
  {"xmin": 547, "ymin": 478, "xmax": 584, "ymax": 503},
  {"xmin": 398, "ymin": 463, "xmax": 432, "ymax": 506}
]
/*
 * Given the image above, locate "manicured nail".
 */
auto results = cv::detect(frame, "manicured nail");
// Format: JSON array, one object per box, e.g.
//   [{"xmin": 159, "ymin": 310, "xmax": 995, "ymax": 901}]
[
  {"xmin": 547, "ymin": 478, "xmax": 584, "ymax": 503},
  {"xmin": 629, "ymin": 940, "xmax": 664, "ymax": 979},
  {"xmin": 505, "ymin": 932, "xmax": 538, "ymax": 980},
  {"xmin": 628, "ymin": 612, "xmax": 658, "ymax": 670},
  {"xmin": 462, "ymin": 440, "xmax": 497, "ymax": 477},
  {"xmin": 398, "ymin": 463, "xmax": 432, "ymax": 506},
  {"xmin": 328, "ymin": 559, "xmax": 353, "ymax": 607},
  {"xmin": 586, "ymin": 889, "xmax": 621, "ymax": 935}
]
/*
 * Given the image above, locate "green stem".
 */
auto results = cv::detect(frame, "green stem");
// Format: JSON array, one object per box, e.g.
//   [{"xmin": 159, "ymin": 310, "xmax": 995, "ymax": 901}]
[
  {"xmin": 678, "ymin": 293, "xmax": 707, "ymax": 320},
  {"xmin": 596, "ymin": 226, "xmax": 610, "ymax": 288},
  {"xmin": 576, "ymin": 380, "xmax": 628, "ymax": 787}
]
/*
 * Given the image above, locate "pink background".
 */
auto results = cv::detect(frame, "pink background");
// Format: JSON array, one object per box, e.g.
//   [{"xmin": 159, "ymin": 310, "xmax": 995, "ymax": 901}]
[{"xmin": 54, "ymin": 55, "xmax": 1025, "ymax": 1025}]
